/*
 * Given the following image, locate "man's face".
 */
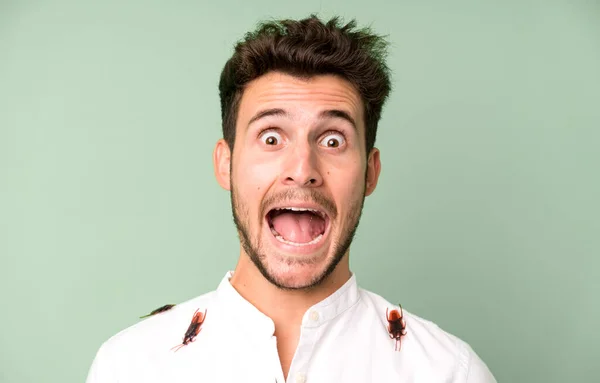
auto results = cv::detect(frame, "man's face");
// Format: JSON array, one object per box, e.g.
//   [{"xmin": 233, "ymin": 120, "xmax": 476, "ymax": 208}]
[{"xmin": 217, "ymin": 72, "xmax": 380, "ymax": 290}]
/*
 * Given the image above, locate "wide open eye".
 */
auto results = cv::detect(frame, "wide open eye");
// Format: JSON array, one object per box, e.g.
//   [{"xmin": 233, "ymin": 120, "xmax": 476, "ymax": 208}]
[
  {"xmin": 319, "ymin": 132, "xmax": 345, "ymax": 148},
  {"xmin": 260, "ymin": 130, "xmax": 282, "ymax": 146}
]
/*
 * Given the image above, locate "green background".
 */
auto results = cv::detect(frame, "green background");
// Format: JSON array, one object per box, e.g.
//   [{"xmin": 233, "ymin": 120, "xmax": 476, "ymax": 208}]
[{"xmin": 1, "ymin": 1, "xmax": 598, "ymax": 382}]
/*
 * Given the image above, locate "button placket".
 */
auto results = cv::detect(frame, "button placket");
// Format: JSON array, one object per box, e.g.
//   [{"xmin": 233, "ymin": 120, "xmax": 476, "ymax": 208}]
[
  {"xmin": 269, "ymin": 336, "xmax": 286, "ymax": 383},
  {"xmin": 287, "ymin": 313, "xmax": 325, "ymax": 383}
]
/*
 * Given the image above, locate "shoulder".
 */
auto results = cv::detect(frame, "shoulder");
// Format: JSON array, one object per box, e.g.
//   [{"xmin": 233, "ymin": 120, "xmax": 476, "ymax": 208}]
[
  {"xmin": 106, "ymin": 290, "xmax": 216, "ymax": 350},
  {"xmin": 86, "ymin": 291, "xmax": 216, "ymax": 382},
  {"xmin": 358, "ymin": 288, "xmax": 497, "ymax": 383}
]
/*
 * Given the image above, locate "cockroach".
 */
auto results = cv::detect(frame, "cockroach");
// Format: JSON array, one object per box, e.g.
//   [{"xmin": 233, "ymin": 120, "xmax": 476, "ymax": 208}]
[
  {"xmin": 386, "ymin": 304, "xmax": 407, "ymax": 351},
  {"xmin": 140, "ymin": 304, "xmax": 176, "ymax": 318},
  {"xmin": 171, "ymin": 308, "xmax": 207, "ymax": 352}
]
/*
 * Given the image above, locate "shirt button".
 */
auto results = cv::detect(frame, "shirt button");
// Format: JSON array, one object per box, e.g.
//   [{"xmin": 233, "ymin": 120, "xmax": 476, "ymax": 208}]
[
  {"xmin": 295, "ymin": 373, "xmax": 306, "ymax": 383},
  {"xmin": 309, "ymin": 311, "xmax": 319, "ymax": 322}
]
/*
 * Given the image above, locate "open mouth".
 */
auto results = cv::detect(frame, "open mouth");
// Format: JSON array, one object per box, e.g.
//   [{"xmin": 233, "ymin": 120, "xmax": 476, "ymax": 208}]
[{"xmin": 266, "ymin": 207, "xmax": 329, "ymax": 246}]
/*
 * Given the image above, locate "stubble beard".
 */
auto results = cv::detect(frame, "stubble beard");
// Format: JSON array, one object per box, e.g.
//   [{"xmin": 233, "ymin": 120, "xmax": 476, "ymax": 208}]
[{"xmin": 229, "ymin": 179, "xmax": 367, "ymax": 291}]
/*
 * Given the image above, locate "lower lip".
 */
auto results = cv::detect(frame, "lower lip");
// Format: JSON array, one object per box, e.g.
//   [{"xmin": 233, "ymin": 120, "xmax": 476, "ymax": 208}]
[{"xmin": 263, "ymin": 216, "xmax": 331, "ymax": 255}]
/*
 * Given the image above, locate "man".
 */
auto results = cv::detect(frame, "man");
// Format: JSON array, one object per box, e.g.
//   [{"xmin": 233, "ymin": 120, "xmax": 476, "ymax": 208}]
[{"xmin": 86, "ymin": 15, "xmax": 496, "ymax": 382}]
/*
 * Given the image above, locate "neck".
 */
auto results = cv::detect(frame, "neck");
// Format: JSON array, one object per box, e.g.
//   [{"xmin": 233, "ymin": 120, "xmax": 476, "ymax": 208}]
[{"xmin": 229, "ymin": 250, "xmax": 351, "ymax": 329}]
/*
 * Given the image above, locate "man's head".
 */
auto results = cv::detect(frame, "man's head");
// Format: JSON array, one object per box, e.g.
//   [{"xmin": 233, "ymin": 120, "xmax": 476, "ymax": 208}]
[{"xmin": 213, "ymin": 15, "xmax": 391, "ymax": 290}]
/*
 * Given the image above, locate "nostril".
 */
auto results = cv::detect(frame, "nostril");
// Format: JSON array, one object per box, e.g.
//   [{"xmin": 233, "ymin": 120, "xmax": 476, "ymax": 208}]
[{"xmin": 284, "ymin": 177, "xmax": 318, "ymax": 186}]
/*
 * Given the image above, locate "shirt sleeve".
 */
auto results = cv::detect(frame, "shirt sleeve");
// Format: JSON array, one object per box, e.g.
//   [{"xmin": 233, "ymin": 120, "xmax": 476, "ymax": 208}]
[
  {"xmin": 463, "ymin": 343, "xmax": 497, "ymax": 383},
  {"xmin": 85, "ymin": 342, "xmax": 118, "ymax": 383}
]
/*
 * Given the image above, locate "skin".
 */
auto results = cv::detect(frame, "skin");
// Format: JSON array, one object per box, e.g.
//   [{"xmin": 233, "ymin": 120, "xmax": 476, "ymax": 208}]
[{"xmin": 213, "ymin": 71, "xmax": 381, "ymax": 378}]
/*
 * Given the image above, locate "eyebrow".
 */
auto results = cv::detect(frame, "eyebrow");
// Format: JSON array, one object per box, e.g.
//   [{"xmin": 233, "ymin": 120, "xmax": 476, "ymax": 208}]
[
  {"xmin": 247, "ymin": 108, "xmax": 287, "ymax": 127},
  {"xmin": 248, "ymin": 108, "xmax": 357, "ymax": 131},
  {"xmin": 319, "ymin": 109, "xmax": 357, "ymax": 132}
]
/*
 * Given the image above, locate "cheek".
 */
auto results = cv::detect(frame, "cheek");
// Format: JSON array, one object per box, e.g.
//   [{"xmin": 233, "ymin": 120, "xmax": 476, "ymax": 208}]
[
  {"xmin": 329, "ymin": 166, "xmax": 366, "ymax": 210},
  {"xmin": 329, "ymin": 159, "xmax": 366, "ymax": 191},
  {"xmin": 233, "ymin": 154, "xmax": 280, "ymax": 209},
  {"xmin": 239, "ymin": 159, "xmax": 279, "ymax": 189}
]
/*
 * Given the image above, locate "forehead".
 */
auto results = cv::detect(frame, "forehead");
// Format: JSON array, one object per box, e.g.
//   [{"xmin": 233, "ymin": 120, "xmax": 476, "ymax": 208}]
[{"xmin": 237, "ymin": 72, "xmax": 364, "ymax": 125}]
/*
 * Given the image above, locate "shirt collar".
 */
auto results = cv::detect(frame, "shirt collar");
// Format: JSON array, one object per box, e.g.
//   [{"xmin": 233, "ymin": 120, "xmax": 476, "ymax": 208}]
[
  {"xmin": 300, "ymin": 272, "xmax": 360, "ymax": 328},
  {"xmin": 215, "ymin": 271, "xmax": 276, "ymax": 339},
  {"xmin": 215, "ymin": 271, "xmax": 360, "ymax": 336}
]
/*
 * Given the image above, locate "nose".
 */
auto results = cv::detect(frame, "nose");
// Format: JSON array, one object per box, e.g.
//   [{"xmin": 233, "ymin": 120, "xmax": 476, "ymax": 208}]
[{"xmin": 281, "ymin": 141, "xmax": 323, "ymax": 187}]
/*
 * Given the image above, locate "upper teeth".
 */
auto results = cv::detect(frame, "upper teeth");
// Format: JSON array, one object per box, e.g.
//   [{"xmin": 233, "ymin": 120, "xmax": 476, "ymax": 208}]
[{"xmin": 275, "ymin": 207, "xmax": 325, "ymax": 218}]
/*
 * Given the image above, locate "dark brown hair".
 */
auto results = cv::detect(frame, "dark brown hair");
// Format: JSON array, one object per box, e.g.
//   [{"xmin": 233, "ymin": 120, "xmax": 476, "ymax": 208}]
[{"xmin": 218, "ymin": 15, "xmax": 392, "ymax": 154}]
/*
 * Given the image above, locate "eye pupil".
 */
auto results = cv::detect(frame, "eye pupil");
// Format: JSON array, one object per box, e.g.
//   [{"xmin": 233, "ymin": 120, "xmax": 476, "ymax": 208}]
[
  {"xmin": 328, "ymin": 138, "xmax": 339, "ymax": 147},
  {"xmin": 266, "ymin": 136, "xmax": 277, "ymax": 145}
]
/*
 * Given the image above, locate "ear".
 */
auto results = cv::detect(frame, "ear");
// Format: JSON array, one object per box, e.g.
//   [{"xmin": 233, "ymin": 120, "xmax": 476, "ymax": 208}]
[
  {"xmin": 365, "ymin": 147, "xmax": 381, "ymax": 196},
  {"xmin": 213, "ymin": 139, "xmax": 231, "ymax": 191}
]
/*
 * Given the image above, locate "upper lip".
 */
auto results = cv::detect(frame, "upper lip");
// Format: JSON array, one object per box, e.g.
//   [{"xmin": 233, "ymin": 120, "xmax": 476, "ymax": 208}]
[{"xmin": 265, "ymin": 202, "xmax": 329, "ymax": 219}]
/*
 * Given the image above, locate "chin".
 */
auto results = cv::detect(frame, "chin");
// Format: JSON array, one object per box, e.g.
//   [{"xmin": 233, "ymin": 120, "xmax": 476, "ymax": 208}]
[{"xmin": 266, "ymin": 253, "xmax": 332, "ymax": 289}]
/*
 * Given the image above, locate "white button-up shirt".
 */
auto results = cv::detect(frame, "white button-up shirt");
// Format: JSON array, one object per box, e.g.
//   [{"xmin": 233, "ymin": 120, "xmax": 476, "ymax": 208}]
[{"xmin": 86, "ymin": 272, "xmax": 496, "ymax": 382}]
